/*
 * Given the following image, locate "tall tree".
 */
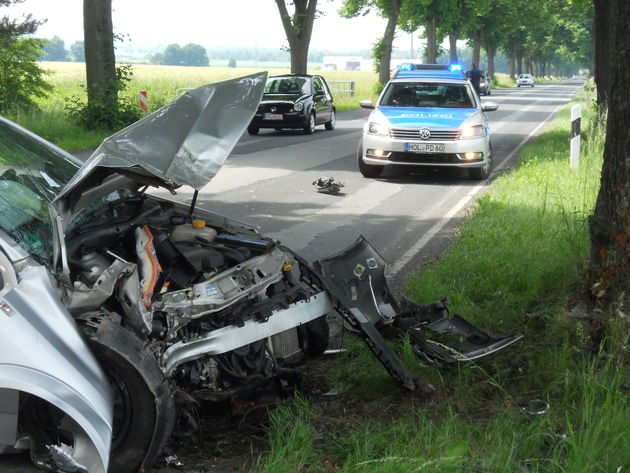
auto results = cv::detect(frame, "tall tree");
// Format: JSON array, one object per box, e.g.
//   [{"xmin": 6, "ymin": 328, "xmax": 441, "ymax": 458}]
[
  {"xmin": 41, "ymin": 35, "xmax": 67, "ymax": 61},
  {"xmin": 275, "ymin": 0, "xmax": 318, "ymax": 74},
  {"xmin": 399, "ymin": 0, "xmax": 456, "ymax": 64},
  {"xmin": 340, "ymin": 0, "xmax": 402, "ymax": 86},
  {"xmin": 588, "ymin": 0, "xmax": 630, "ymax": 305},
  {"xmin": 83, "ymin": 0, "xmax": 116, "ymax": 118}
]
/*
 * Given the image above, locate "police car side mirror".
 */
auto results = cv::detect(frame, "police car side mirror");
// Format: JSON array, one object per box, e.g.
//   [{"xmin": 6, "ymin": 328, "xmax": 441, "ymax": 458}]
[
  {"xmin": 482, "ymin": 102, "xmax": 499, "ymax": 112},
  {"xmin": 359, "ymin": 99, "xmax": 374, "ymax": 109}
]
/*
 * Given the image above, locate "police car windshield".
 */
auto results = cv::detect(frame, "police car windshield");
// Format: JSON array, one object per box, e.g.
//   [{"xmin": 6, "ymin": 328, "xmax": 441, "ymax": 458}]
[{"xmin": 381, "ymin": 83, "xmax": 474, "ymax": 108}]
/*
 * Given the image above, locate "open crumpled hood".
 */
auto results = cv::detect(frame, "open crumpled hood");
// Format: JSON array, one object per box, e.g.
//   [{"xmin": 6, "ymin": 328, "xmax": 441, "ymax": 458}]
[
  {"xmin": 59, "ymin": 71, "xmax": 267, "ymax": 199},
  {"xmin": 49, "ymin": 72, "xmax": 267, "ymax": 280}
]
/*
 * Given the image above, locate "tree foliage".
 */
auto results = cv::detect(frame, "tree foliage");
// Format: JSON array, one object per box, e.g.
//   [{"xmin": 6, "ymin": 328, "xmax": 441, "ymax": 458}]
[
  {"xmin": 340, "ymin": 0, "xmax": 403, "ymax": 85},
  {"xmin": 152, "ymin": 43, "xmax": 209, "ymax": 66},
  {"xmin": 40, "ymin": 35, "xmax": 68, "ymax": 61},
  {"xmin": 0, "ymin": 37, "xmax": 52, "ymax": 112},
  {"xmin": 338, "ymin": 0, "xmax": 592, "ymax": 83},
  {"xmin": 67, "ymin": 63, "xmax": 140, "ymax": 131},
  {"xmin": 0, "ymin": 0, "xmax": 51, "ymax": 112},
  {"xmin": 70, "ymin": 40, "xmax": 85, "ymax": 62}
]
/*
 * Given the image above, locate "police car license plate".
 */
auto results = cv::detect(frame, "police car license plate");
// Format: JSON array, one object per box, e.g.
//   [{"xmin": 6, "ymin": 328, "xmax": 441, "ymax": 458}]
[
  {"xmin": 263, "ymin": 113, "xmax": 283, "ymax": 120},
  {"xmin": 405, "ymin": 143, "xmax": 445, "ymax": 153}
]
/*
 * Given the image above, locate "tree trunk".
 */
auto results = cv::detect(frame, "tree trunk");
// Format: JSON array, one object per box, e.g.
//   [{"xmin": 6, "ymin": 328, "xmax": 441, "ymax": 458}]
[
  {"xmin": 486, "ymin": 43, "xmax": 495, "ymax": 78},
  {"xmin": 275, "ymin": 0, "xmax": 317, "ymax": 74},
  {"xmin": 593, "ymin": 0, "xmax": 611, "ymax": 108},
  {"xmin": 588, "ymin": 0, "xmax": 630, "ymax": 305},
  {"xmin": 83, "ymin": 0, "xmax": 116, "ymax": 108},
  {"xmin": 425, "ymin": 15, "xmax": 437, "ymax": 63},
  {"xmin": 471, "ymin": 30, "xmax": 482, "ymax": 67},
  {"xmin": 448, "ymin": 34, "xmax": 458, "ymax": 64},
  {"xmin": 378, "ymin": 0, "xmax": 402, "ymax": 86}
]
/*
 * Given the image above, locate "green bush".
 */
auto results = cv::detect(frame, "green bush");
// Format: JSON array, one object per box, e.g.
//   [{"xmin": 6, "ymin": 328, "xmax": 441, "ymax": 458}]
[{"xmin": 0, "ymin": 37, "xmax": 52, "ymax": 112}]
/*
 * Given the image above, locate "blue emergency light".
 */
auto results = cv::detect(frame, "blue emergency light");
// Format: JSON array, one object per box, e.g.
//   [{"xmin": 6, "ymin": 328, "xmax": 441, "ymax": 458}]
[{"xmin": 394, "ymin": 63, "xmax": 466, "ymax": 79}]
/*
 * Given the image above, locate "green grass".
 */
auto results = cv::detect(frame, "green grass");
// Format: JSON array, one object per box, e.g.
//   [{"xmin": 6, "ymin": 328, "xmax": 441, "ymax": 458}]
[{"xmin": 252, "ymin": 84, "xmax": 630, "ymax": 472}]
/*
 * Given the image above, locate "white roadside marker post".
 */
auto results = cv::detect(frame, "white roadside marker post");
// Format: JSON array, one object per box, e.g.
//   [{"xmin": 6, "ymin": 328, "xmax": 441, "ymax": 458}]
[{"xmin": 570, "ymin": 104, "xmax": 581, "ymax": 170}]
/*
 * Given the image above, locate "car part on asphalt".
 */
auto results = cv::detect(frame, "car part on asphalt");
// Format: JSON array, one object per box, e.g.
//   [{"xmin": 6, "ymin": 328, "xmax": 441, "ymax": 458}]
[
  {"xmin": 0, "ymin": 73, "xmax": 522, "ymax": 473},
  {"xmin": 312, "ymin": 176, "xmax": 345, "ymax": 194}
]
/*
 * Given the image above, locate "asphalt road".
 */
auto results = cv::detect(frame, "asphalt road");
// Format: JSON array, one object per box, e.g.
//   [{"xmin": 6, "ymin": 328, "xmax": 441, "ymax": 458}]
[{"xmin": 1, "ymin": 80, "xmax": 584, "ymax": 473}]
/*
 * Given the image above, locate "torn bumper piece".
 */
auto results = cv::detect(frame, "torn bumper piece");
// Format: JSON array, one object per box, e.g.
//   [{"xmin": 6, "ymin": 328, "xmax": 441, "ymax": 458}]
[{"xmin": 312, "ymin": 236, "xmax": 523, "ymax": 386}]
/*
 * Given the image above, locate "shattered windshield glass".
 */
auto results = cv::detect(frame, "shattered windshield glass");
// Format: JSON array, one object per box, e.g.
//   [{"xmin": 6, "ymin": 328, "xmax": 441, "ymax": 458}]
[{"xmin": 0, "ymin": 121, "xmax": 79, "ymax": 264}]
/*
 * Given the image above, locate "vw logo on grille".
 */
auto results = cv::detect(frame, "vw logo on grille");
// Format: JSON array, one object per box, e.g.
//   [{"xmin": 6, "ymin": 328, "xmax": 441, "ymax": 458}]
[
  {"xmin": 419, "ymin": 128, "xmax": 431, "ymax": 140},
  {"xmin": 271, "ymin": 107, "xmax": 277, "ymax": 112}
]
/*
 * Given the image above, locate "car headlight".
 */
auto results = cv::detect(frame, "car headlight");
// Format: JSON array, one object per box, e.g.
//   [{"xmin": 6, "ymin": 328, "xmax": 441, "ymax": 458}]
[
  {"xmin": 460, "ymin": 125, "xmax": 485, "ymax": 139},
  {"xmin": 294, "ymin": 102, "xmax": 304, "ymax": 112},
  {"xmin": 367, "ymin": 121, "xmax": 391, "ymax": 137}
]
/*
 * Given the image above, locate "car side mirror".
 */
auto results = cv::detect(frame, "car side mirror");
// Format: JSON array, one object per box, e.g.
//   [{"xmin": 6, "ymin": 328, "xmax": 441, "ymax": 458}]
[
  {"xmin": 482, "ymin": 102, "xmax": 499, "ymax": 112},
  {"xmin": 315, "ymin": 90, "xmax": 325, "ymax": 96},
  {"xmin": 359, "ymin": 99, "xmax": 374, "ymax": 110}
]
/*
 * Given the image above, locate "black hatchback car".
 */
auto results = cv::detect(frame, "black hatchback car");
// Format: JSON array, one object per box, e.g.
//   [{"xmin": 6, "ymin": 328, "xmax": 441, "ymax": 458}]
[{"xmin": 248, "ymin": 74, "xmax": 336, "ymax": 135}]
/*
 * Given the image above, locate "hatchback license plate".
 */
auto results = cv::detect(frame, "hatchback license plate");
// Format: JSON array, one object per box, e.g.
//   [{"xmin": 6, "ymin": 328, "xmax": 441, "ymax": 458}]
[
  {"xmin": 263, "ymin": 113, "xmax": 283, "ymax": 120},
  {"xmin": 405, "ymin": 143, "xmax": 445, "ymax": 153}
]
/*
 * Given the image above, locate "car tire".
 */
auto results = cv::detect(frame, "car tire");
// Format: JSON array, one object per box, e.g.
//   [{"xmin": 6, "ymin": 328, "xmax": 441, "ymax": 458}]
[
  {"xmin": 357, "ymin": 139, "xmax": 383, "ymax": 178},
  {"xmin": 468, "ymin": 144, "xmax": 492, "ymax": 181},
  {"xmin": 303, "ymin": 113, "xmax": 316, "ymax": 134},
  {"xmin": 325, "ymin": 109, "xmax": 336, "ymax": 130},
  {"xmin": 247, "ymin": 126, "xmax": 259, "ymax": 135},
  {"xmin": 83, "ymin": 317, "xmax": 175, "ymax": 473},
  {"xmin": 488, "ymin": 89, "xmax": 491, "ymax": 96}
]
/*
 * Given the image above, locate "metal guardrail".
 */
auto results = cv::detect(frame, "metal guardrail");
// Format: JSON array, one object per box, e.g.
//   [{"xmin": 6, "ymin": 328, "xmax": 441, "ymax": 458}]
[{"xmin": 328, "ymin": 80, "xmax": 355, "ymax": 98}]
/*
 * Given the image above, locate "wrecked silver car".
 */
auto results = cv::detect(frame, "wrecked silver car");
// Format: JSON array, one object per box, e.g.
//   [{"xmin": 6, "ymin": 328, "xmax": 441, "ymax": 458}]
[{"xmin": 0, "ymin": 72, "xmax": 522, "ymax": 473}]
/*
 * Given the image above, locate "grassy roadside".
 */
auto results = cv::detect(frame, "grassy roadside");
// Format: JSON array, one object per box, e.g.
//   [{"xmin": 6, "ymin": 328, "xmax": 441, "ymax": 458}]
[{"xmin": 253, "ymin": 85, "xmax": 630, "ymax": 472}]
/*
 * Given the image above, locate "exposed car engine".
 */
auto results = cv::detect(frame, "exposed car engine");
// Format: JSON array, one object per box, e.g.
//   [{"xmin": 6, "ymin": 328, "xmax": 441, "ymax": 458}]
[{"xmin": 62, "ymin": 190, "xmax": 329, "ymax": 400}]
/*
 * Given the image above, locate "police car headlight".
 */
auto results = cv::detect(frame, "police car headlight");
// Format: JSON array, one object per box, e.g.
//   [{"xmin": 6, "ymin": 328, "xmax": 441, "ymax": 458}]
[
  {"xmin": 294, "ymin": 102, "xmax": 304, "ymax": 112},
  {"xmin": 368, "ymin": 121, "xmax": 391, "ymax": 137},
  {"xmin": 460, "ymin": 125, "xmax": 484, "ymax": 139}
]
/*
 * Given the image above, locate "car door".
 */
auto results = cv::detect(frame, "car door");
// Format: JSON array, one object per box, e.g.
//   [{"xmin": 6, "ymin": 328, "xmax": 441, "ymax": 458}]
[{"xmin": 312, "ymin": 76, "xmax": 333, "ymax": 124}]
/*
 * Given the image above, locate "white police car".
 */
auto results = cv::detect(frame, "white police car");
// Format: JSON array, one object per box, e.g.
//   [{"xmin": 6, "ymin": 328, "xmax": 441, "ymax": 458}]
[{"xmin": 357, "ymin": 64, "xmax": 499, "ymax": 180}]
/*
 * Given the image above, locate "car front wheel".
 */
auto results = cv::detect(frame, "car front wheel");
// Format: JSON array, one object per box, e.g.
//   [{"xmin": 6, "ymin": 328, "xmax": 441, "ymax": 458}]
[
  {"xmin": 83, "ymin": 317, "xmax": 175, "ymax": 473},
  {"xmin": 469, "ymin": 144, "xmax": 492, "ymax": 180},
  {"xmin": 357, "ymin": 139, "xmax": 383, "ymax": 178},
  {"xmin": 303, "ymin": 113, "xmax": 316, "ymax": 134},
  {"xmin": 247, "ymin": 126, "xmax": 259, "ymax": 135}
]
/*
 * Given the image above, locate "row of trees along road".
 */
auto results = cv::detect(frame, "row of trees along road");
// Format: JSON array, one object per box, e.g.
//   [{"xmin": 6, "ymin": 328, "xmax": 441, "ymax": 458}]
[{"xmin": 0, "ymin": 0, "xmax": 628, "ymax": 310}]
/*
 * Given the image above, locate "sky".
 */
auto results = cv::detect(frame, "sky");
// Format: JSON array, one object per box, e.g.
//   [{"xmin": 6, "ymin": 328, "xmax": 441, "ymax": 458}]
[{"xmin": 5, "ymin": 0, "xmax": 415, "ymax": 53}]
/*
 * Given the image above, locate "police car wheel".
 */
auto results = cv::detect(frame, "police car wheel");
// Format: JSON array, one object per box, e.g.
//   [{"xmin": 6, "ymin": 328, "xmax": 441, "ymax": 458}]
[
  {"xmin": 469, "ymin": 144, "xmax": 492, "ymax": 180},
  {"xmin": 357, "ymin": 140, "xmax": 383, "ymax": 178}
]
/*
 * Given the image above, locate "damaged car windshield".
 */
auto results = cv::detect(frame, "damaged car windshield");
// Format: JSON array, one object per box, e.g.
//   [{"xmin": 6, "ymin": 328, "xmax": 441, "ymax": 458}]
[{"xmin": 0, "ymin": 120, "xmax": 79, "ymax": 263}]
